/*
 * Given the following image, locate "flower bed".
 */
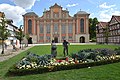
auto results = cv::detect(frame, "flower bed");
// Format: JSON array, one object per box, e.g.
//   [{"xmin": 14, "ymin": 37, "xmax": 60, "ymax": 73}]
[{"xmin": 7, "ymin": 48, "xmax": 120, "ymax": 76}]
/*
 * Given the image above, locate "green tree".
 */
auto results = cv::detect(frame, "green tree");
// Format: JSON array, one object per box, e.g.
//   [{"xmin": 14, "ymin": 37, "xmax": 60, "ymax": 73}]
[
  {"xmin": 89, "ymin": 17, "xmax": 98, "ymax": 41},
  {"xmin": 0, "ymin": 13, "xmax": 10, "ymax": 54},
  {"xmin": 15, "ymin": 25, "xmax": 24, "ymax": 49},
  {"xmin": 25, "ymin": 33, "xmax": 30, "ymax": 47}
]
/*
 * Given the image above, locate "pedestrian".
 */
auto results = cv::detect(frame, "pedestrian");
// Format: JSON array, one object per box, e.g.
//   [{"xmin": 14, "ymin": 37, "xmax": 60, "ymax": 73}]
[
  {"xmin": 51, "ymin": 40, "xmax": 57, "ymax": 58},
  {"xmin": 63, "ymin": 39, "xmax": 69, "ymax": 57}
]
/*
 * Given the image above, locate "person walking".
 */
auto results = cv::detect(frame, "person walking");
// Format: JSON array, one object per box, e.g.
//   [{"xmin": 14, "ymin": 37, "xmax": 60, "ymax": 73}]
[
  {"xmin": 51, "ymin": 40, "xmax": 57, "ymax": 58},
  {"xmin": 63, "ymin": 40, "xmax": 69, "ymax": 57}
]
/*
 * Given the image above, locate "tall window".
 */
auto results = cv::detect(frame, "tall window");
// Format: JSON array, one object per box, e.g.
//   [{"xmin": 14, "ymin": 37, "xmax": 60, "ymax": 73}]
[
  {"xmin": 47, "ymin": 14, "xmax": 50, "ymax": 18},
  {"xmin": 28, "ymin": 19, "xmax": 32, "ymax": 34},
  {"xmin": 54, "ymin": 13, "xmax": 58, "ymax": 18},
  {"xmin": 54, "ymin": 23, "xmax": 58, "ymax": 33},
  {"xmin": 62, "ymin": 13, "xmax": 65, "ymax": 18},
  {"xmin": 61, "ymin": 23, "xmax": 66, "ymax": 34},
  {"xmin": 46, "ymin": 24, "xmax": 50, "ymax": 33},
  {"xmin": 80, "ymin": 18, "xmax": 84, "ymax": 33},
  {"xmin": 68, "ymin": 23, "xmax": 73, "ymax": 33},
  {"xmin": 40, "ymin": 23, "xmax": 44, "ymax": 33}
]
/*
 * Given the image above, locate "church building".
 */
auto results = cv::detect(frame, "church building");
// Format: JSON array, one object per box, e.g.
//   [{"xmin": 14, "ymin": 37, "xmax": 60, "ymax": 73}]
[{"xmin": 23, "ymin": 3, "xmax": 90, "ymax": 43}]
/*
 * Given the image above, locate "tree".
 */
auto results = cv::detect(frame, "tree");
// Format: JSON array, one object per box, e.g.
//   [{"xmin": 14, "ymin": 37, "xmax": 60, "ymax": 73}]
[
  {"xmin": 0, "ymin": 13, "xmax": 10, "ymax": 54},
  {"xmin": 15, "ymin": 25, "xmax": 24, "ymax": 49},
  {"xmin": 25, "ymin": 33, "xmax": 30, "ymax": 47},
  {"xmin": 89, "ymin": 17, "xmax": 98, "ymax": 41}
]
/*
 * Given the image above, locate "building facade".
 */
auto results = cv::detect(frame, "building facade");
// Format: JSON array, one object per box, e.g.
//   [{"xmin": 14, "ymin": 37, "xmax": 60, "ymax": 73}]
[
  {"xmin": 96, "ymin": 15, "xmax": 120, "ymax": 44},
  {"xmin": 0, "ymin": 12, "xmax": 18, "ymax": 45},
  {"xmin": 96, "ymin": 22, "xmax": 108, "ymax": 44},
  {"xmin": 23, "ymin": 3, "xmax": 90, "ymax": 43}
]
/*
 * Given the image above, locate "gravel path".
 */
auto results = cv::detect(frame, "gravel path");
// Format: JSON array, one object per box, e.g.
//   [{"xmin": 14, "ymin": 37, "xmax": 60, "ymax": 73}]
[{"xmin": 0, "ymin": 46, "xmax": 33, "ymax": 62}]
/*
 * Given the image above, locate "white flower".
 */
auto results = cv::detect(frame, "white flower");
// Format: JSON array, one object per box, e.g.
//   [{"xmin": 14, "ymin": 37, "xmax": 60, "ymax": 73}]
[{"xmin": 88, "ymin": 67, "xmax": 91, "ymax": 68}]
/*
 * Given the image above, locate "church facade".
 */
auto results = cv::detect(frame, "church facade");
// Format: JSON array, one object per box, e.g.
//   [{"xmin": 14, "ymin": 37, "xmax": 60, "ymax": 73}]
[{"xmin": 23, "ymin": 3, "xmax": 90, "ymax": 43}]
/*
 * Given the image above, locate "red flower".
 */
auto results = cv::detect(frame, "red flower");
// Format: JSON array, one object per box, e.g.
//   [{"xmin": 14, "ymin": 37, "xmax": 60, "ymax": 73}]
[
  {"xmin": 57, "ymin": 60, "xmax": 62, "ymax": 63},
  {"xmin": 66, "ymin": 57, "xmax": 68, "ymax": 61}
]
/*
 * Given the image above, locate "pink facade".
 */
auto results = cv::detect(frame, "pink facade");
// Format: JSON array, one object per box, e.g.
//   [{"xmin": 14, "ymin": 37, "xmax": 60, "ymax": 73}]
[{"xmin": 23, "ymin": 3, "xmax": 90, "ymax": 43}]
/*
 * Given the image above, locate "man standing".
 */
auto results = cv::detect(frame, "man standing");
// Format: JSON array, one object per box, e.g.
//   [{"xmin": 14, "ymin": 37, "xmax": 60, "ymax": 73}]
[{"xmin": 63, "ymin": 40, "xmax": 69, "ymax": 56}]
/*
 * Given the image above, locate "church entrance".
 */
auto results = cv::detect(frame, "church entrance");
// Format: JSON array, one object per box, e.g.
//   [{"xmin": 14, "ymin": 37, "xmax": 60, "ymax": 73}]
[
  {"xmin": 54, "ymin": 37, "xmax": 58, "ymax": 43},
  {"xmin": 28, "ymin": 37, "xmax": 33, "ymax": 44},
  {"xmin": 80, "ymin": 36, "xmax": 85, "ymax": 43}
]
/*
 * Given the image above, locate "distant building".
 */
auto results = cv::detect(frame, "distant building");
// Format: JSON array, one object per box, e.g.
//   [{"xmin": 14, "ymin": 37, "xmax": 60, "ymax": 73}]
[
  {"xmin": 23, "ymin": 3, "xmax": 90, "ymax": 43},
  {"xmin": 0, "ymin": 12, "xmax": 18, "ymax": 45},
  {"xmin": 96, "ymin": 15, "xmax": 120, "ymax": 44},
  {"xmin": 96, "ymin": 22, "xmax": 108, "ymax": 44}
]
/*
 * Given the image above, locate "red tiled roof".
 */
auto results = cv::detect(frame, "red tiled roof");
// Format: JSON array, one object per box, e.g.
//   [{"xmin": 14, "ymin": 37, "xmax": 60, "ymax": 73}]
[
  {"xmin": 97, "ymin": 22, "xmax": 108, "ymax": 28},
  {"xmin": 114, "ymin": 15, "xmax": 120, "ymax": 22}
]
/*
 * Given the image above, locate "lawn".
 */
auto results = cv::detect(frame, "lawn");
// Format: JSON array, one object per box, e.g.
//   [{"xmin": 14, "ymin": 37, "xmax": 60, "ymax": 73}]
[{"xmin": 0, "ymin": 44, "xmax": 120, "ymax": 80}]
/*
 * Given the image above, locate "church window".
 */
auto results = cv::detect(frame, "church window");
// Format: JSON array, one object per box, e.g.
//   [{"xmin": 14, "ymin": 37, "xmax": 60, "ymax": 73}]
[
  {"xmin": 28, "ymin": 19, "xmax": 32, "ymax": 34},
  {"xmin": 80, "ymin": 18, "xmax": 84, "ymax": 33}
]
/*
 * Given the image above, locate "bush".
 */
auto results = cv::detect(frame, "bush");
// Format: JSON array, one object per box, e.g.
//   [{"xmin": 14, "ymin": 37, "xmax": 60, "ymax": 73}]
[{"xmin": 115, "ymin": 47, "xmax": 120, "ymax": 55}]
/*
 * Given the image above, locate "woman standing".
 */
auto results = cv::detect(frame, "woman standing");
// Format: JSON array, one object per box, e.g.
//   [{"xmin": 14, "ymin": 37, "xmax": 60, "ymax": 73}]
[{"xmin": 51, "ymin": 40, "xmax": 57, "ymax": 58}]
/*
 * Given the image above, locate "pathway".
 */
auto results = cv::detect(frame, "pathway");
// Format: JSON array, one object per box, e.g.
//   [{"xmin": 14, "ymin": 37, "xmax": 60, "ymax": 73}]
[{"xmin": 0, "ymin": 45, "xmax": 33, "ymax": 62}]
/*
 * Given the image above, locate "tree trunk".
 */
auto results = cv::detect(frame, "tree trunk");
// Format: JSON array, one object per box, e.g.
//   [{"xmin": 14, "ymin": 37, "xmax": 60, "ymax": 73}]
[
  {"xmin": 20, "ymin": 40, "xmax": 21, "ymax": 49},
  {"xmin": 1, "ymin": 39, "xmax": 4, "ymax": 54}
]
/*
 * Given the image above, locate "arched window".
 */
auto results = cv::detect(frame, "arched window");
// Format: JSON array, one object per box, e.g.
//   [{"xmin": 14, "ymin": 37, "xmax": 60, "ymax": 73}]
[
  {"xmin": 28, "ymin": 19, "xmax": 32, "ymax": 34},
  {"xmin": 68, "ymin": 23, "xmax": 73, "ymax": 33},
  {"xmin": 80, "ymin": 18, "xmax": 84, "ymax": 33},
  {"xmin": 46, "ymin": 24, "xmax": 50, "ymax": 33},
  {"xmin": 61, "ymin": 23, "xmax": 66, "ymax": 34},
  {"xmin": 54, "ymin": 23, "xmax": 58, "ymax": 33},
  {"xmin": 40, "ymin": 23, "xmax": 44, "ymax": 33}
]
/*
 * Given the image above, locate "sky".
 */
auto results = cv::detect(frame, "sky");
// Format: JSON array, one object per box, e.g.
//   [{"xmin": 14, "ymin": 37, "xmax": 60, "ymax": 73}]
[{"xmin": 0, "ymin": 0, "xmax": 120, "ymax": 27}]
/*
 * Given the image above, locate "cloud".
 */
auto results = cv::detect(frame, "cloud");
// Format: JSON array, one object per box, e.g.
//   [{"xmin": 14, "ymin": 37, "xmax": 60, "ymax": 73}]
[
  {"xmin": 99, "ymin": 2, "xmax": 115, "ymax": 9},
  {"xmin": 0, "ymin": 3, "xmax": 26, "ymax": 26},
  {"xmin": 66, "ymin": 3, "xmax": 78, "ymax": 7},
  {"xmin": 12, "ymin": 0, "xmax": 36, "ymax": 9},
  {"xmin": 98, "ymin": 8, "xmax": 120, "ymax": 22},
  {"xmin": 97, "ymin": 2, "xmax": 120, "ymax": 22}
]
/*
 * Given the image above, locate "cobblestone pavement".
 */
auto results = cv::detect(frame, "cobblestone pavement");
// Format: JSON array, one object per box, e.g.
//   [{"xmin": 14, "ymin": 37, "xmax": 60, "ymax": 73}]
[{"xmin": 0, "ymin": 45, "xmax": 34, "ymax": 62}]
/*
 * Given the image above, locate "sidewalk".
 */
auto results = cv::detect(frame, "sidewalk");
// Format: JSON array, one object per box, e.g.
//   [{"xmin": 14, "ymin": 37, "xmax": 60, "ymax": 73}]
[{"xmin": 0, "ymin": 45, "xmax": 33, "ymax": 62}]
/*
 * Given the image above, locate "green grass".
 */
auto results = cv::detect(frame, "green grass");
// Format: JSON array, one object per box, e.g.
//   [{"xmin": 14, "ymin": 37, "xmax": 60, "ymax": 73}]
[{"xmin": 0, "ymin": 44, "xmax": 120, "ymax": 80}]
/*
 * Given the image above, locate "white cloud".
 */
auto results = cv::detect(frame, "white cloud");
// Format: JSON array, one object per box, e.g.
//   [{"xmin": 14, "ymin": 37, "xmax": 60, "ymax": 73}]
[
  {"xmin": 98, "ymin": 8, "xmax": 120, "ymax": 22},
  {"xmin": 0, "ymin": 3, "xmax": 26, "ymax": 26},
  {"xmin": 98, "ymin": 2, "xmax": 120, "ymax": 22},
  {"xmin": 99, "ymin": 2, "xmax": 115, "ymax": 9},
  {"xmin": 12, "ymin": 0, "xmax": 36, "ymax": 9},
  {"xmin": 66, "ymin": 3, "xmax": 78, "ymax": 7}
]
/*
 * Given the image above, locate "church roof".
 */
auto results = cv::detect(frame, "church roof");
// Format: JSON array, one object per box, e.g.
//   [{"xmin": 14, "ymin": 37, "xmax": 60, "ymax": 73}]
[
  {"xmin": 24, "ymin": 12, "xmax": 38, "ymax": 16},
  {"xmin": 76, "ymin": 11, "xmax": 89, "ymax": 15}
]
